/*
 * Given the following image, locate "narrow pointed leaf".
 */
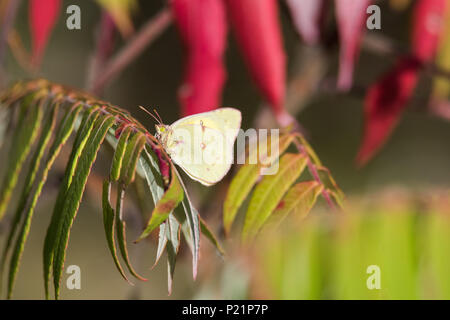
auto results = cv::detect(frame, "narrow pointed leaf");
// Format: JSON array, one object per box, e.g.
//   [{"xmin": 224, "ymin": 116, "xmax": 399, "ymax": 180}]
[
  {"xmin": 1, "ymin": 101, "xmax": 57, "ymax": 274},
  {"xmin": 52, "ymin": 115, "xmax": 115, "ymax": 299},
  {"xmin": 153, "ymin": 223, "xmax": 168, "ymax": 269},
  {"xmin": 226, "ymin": 0, "xmax": 288, "ymax": 123},
  {"xmin": 29, "ymin": 0, "xmax": 61, "ymax": 67},
  {"xmin": 43, "ymin": 106, "xmax": 98, "ymax": 298},
  {"xmin": 224, "ymin": 134, "xmax": 294, "ymax": 234},
  {"xmin": 286, "ymin": 0, "xmax": 325, "ymax": 45},
  {"xmin": 102, "ymin": 180, "xmax": 131, "ymax": 284},
  {"xmin": 120, "ymin": 132, "xmax": 146, "ymax": 186},
  {"xmin": 174, "ymin": 166, "xmax": 200, "ymax": 279},
  {"xmin": 268, "ymin": 181, "xmax": 323, "ymax": 227},
  {"xmin": 357, "ymin": 0, "xmax": 447, "ymax": 165},
  {"xmin": 223, "ymin": 165, "xmax": 259, "ymax": 235},
  {"xmin": 166, "ymin": 214, "xmax": 180, "ymax": 295},
  {"xmin": 200, "ymin": 217, "xmax": 225, "ymax": 257},
  {"xmin": 115, "ymin": 185, "xmax": 147, "ymax": 281},
  {"xmin": 4, "ymin": 102, "xmax": 59, "ymax": 298},
  {"xmin": 137, "ymin": 146, "xmax": 168, "ymax": 267},
  {"xmin": 138, "ymin": 146, "xmax": 165, "ymax": 204},
  {"xmin": 242, "ymin": 153, "xmax": 308, "ymax": 241},
  {"xmin": 171, "ymin": 0, "xmax": 227, "ymax": 115},
  {"xmin": 335, "ymin": 0, "xmax": 371, "ymax": 91},
  {"xmin": 106, "ymin": 127, "xmax": 147, "ymax": 281},
  {"xmin": 110, "ymin": 126, "xmax": 132, "ymax": 181},
  {"xmin": 136, "ymin": 166, "xmax": 184, "ymax": 242},
  {"xmin": 0, "ymin": 98, "xmax": 43, "ymax": 220},
  {"xmin": 356, "ymin": 57, "xmax": 420, "ymax": 166},
  {"xmin": 411, "ymin": 0, "xmax": 448, "ymax": 63}
]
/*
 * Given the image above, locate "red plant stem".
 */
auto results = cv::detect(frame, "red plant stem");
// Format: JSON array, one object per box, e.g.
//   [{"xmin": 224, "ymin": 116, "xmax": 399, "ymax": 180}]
[
  {"xmin": 86, "ymin": 11, "xmax": 117, "ymax": 90},
  {"xmin": 91, "ymin": 8, "xmax": 173, "ymax": 95}
]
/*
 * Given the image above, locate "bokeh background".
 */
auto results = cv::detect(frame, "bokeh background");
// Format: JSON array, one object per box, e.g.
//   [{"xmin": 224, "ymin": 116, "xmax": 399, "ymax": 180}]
[{"xmin": 1, "ymin": 0, "xmax": 450, "ymax": 299}]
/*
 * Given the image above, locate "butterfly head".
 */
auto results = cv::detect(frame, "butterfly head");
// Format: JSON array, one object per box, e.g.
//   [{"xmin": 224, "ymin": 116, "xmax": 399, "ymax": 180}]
[{"xmin": 155, "ymin": 124, "xmax": 171, "ymax": 145}]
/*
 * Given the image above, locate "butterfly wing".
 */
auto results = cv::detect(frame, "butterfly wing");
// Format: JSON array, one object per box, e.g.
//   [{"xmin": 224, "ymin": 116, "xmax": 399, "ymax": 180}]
[{"xmin": 165, "ymin": 108, "xmax": 241, "ymax": 186}]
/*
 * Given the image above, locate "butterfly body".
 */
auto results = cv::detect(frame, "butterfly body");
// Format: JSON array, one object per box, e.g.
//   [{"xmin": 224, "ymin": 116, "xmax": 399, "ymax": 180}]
[{"xmin": 155, "ymin": 108, "xmax": 242, "ymax": 186}]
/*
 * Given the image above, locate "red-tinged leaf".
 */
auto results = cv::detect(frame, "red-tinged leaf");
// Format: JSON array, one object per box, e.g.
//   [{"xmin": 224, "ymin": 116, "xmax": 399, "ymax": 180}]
[
  {"xmin": 151, "ymin": 146, "xmax": 170, "ymax": 184},
  {"xmin": 411, "ymin": 0, "xmax": 448, "ymax": 63},
  {"xmin": 356, "ymin": 0, "xmax": 447, "ymax": 165},
  {"xmin": 29, "ymin": 0, "xmax": 61, "ymax": 68},
  {"xmin": 286, "ymin": 0, "xmax": 325, "ymax": 45},
  {"xmin": 87, "ymin": 11, "xmax": 117, "ymax": 89},
  {"xmin": 335, "ymin": 0, "xmax": 371, "ymax": 91},
  {"xmin": 171, "ymin": 0, "xmax": 227, "ymax": 116},
  {"xmin": 135, "ymin": 165, "xmax": 184, "ymax": 243},
  {"xmin": 269, "ymin": 181, "xmax": 323, "ymax": 227},
  {"xmin": 226, "ymin": 0, "xmax": 290, "ymax": 125},
  {"xmin": 356, "ymin": 57, "xmax": 421, "ymax": 166}
]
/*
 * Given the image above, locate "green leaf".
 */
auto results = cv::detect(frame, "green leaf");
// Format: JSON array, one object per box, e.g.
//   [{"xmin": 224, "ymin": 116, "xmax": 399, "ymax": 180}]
[
  {"xmin": 107, "ymin": 128, "xmax": 148, "ymax": 281},
  {"xmin": 267, "ymin": 181, "xmax": 323, "ymax": 228},
  {"xmin": 200, "ymin": 217, "xmax": 225, "ymax": 257},
  {"xmin": 43, "ymin": 106, "xmax": 99, "ymax": 299},
  {"xmin": 3, "ymin": 102, "xmax": 59, "ymax": 298},
  {"xmin": 110, "ymin": 126, "xmax": 132, "ymax": 181},
  {"xmin": 224, "ymin": 134, "xmax": 295, "ymax": 235},
  {"xmin": 52, "ymin": 114, "xmax": 115, "ymax": 299},
  {"xmin": 0, "ymin": 97, "xmax": 43, "ymax": 220},
  {"xmin": 246, "ymin": 132, "xmax": 294, "ymax": 167},
  {"xmin": 171, "ymin": 166, "xmax": 200, "ymax": 279},
  {"xmin": 136, "ymin": 145, "xmax": 183, "ymax": 292},
  {"xmin": 427, "ymin": 211, "xmax": 450, "ymax": 298},
  {"xmin": 1, "ymin": 103, "xmax": 57, "ymax": 269},
  {"xmin": 177, "ymin": 190, "xmax": 200, "ymax": 279},
  {"xmin": 153, "ymin": 223, "xmax": 168, "ymax": 268},
  {"xmin": 223, "ymin": 165, "xmax": 260, "ymax": 235},
  {"xmin": 138, "ymin": 146, "xmax": 168, "ymax": 267},
  {"xmin": 166, "ymin": 214, "xmax": 180, "ymax": 295},
  {"xmin": 115, "ymin": 184, "xmax": 147, "ymax": 281},
  {"xmin": 120, "ymin": 132, "xmax": 146, "ymax": 186},
  {"xmin": 102, "ymin": 180, "xmax": 131, "ymax": 284},
  {"xmin": 242, "ymin": 153, "xmax": 308, "ymax": 242},
  {"xmin": 138, "ymin": 146, "xmax": 165, "ymax": 205},
  {"xmin": 136, "ymin": 166, "xmax": 184, "ymax": 242}
]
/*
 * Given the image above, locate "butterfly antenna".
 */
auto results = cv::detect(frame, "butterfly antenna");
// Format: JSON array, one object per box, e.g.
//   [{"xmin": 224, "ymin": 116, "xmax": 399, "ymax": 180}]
[
  {"xmin": 153, "ymin": 109, "xmax": 163, "ymax": 124},
  {"xmin": 139, "ymin": 106, "xmax": 161, "ymax": 124}
]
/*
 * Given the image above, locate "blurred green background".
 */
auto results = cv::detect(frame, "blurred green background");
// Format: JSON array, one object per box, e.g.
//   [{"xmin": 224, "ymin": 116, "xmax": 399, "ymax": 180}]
[{"xmin": 1, "ymin": 0, "xmax": 450, "ymax": 299}]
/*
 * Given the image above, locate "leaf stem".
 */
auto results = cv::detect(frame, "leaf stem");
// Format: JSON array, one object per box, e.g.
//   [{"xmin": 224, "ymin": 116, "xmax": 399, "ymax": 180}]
[{"xmin": 294, "ymin": 138, "xmax": 337, "ymax": 212}]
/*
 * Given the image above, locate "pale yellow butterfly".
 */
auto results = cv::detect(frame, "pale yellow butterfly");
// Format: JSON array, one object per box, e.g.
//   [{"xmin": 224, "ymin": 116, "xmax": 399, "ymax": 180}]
[{"xmin": 141, "ymin": 107, "xmax": 242, "ymax": 186}]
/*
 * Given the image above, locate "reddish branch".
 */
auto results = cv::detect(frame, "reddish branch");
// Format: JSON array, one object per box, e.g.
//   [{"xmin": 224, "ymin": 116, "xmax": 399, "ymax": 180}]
[{"xmin": 90, "ymin": 8, "xmax": 173, "ymax": 95}]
